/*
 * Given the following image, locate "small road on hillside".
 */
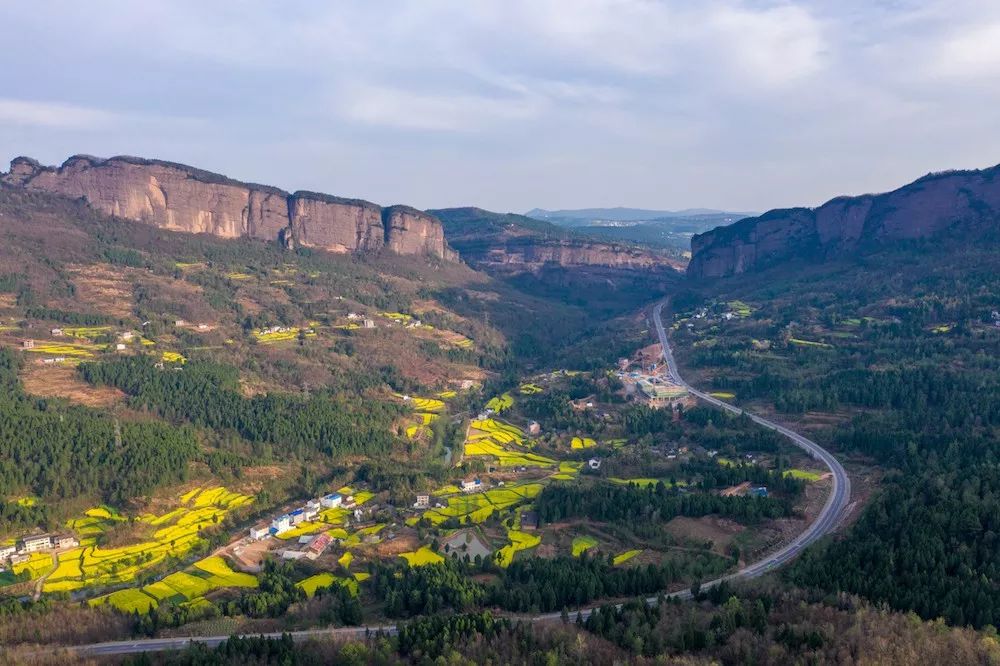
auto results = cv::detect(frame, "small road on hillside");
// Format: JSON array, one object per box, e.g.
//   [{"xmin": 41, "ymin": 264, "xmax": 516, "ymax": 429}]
[{"xmin": 49, "ymin": 301, "xmax": 851, "ymax": 659}]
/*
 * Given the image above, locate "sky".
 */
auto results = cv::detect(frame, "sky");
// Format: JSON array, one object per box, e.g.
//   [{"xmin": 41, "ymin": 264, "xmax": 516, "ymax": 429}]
[{"xmin": 2, "ymin": 1, "xmax": 1000, "ymax": 213}]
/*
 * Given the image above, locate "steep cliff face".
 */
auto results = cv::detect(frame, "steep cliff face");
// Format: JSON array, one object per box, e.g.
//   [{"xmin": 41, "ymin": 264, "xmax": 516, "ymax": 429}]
[
  {"xmin": 689, "ymin": 164, "xmax": 1000, "ymax": 278},
  {"xmin": 431, "ymin": 207, "xmax": 679, "ymax": 271},
  {"xmin": 383, "ymin": 206, "xmax": 458, "ymax": 261},
  {"xmin": 1, "ymin": 155, "xmax": 455, "ymax": 260}
]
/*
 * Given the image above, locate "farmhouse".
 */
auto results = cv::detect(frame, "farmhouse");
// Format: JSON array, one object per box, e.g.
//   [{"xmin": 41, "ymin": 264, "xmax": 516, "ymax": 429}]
[
  {"xmin": 363, "ymin": 318, "xmax": 375, "ymax": 329},
  {"xmin": 320, "ymin": 493, "xmax": 343, "ymax": 509},
  {"xmin": 414, "ymin": 494, "xmax": 430, "ymax": 509},
  {"xmin": 249, "ymin": 526, "xmax": 269, "ymax": 540},
  {"xmin": 50, "ymin": 328, "xmax": 63, "ymax": 336},
  {"xmin": 0, "ymin": 545, "xmax": 15, "ymax": 561},
  {"xmin": 53, "ymin": 535, "xmax": 78, "ymax": 549},
  {"xmin": 288, "ymin": 508, "xmax": 306, "ymax": 525},
  {"xmin": 461, "ymin": 478, "xmax": 483, "ymax": 493},
  {"xmin": 18, "ymin": 534, "xmax": 51, "ymax": 553},
  {"xmin": 21, "ymin": 339, "xmax": 34, "ymax": 350},
  {"xmin": 271, "ymin": 515, "xmax": 292, "ymax": 535},
  {"xmin": 528, "ymin": 421, "xmax": 541, "ymax": 436},
  {"xmin": 520, "ymin": 511, "xmax": 539, "ymax": 530},
  {"xmin": 308, "ymin": 533, "xmax": 331, "ymax": 556}
]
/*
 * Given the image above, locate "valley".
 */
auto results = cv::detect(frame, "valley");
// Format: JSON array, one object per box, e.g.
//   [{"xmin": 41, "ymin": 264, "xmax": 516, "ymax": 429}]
[{"xmin": 0, "ymin": 178, "xmax": 848, "ymax": 656}]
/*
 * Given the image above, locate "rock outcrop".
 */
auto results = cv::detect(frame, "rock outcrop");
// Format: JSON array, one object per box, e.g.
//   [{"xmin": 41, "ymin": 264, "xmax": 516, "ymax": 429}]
[
  {"xmin": 431, "ymin": 207, "xmax": 679, "ymax": 272},
  {"xmin": 689, "ymin": 164, "xmax": 1000, "ymax": 278},
  {"xmin": 1, "ymin": 155, "xmax": 456, "ymax": 260}
]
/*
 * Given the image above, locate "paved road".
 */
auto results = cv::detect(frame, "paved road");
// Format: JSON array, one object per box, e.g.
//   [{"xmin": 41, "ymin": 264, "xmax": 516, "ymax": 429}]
[{"xmin": 50, "ymin": 301, "xmax": 851, "ymax": 658}]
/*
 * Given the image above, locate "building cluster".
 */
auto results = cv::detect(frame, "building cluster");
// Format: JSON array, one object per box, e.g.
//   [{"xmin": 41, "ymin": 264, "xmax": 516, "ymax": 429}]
[
  {"xmin": 618, "ymin": 371, "xmax": 689, "ymax": 409},
  {"xmin": 0, "ymin": 533, "xmax": 79, "ymax": 568},
  {"xmin": 248, "ymin": 491, "xmax": 359, "ymax": 541}
]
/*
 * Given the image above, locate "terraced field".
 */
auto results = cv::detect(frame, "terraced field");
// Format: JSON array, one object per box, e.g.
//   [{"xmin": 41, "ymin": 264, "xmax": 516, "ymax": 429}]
[
  {"xmin": 89, "ymin": 555, "xmax": 257, "ymax": 613},
  {"xmin": 485, "ymin": 393, "xmax": 514, "ymax": 413},
  {"xmin": 296, "ymin": 572, "xmax": 359, "ymax": 598},
  {"xmin": 571, "ymin": 535, "xmax": 599, "ymax": 557},
  {"xmin": 42, "ymin": 487, "xmax": 252, "ymax": 594},
  {"xmin": 464, "ymin": 419, "xmax": 555, "ymax": 468},
  {"xmin": 400, "ymin": 546, "xmax": 444, "ymax": 567},
  {"xmin": 252, "ymin": 327, "xmax": 317, "ymax": 344},
  {"xmin": 613, "ymin": 549, "xmax": 642, "ymax": 565},
  {"xmin": 495, "ymin": 529, "xmax": 541, "ymax": 567},
  {"xmin": 419, "ymin": 483, "xmax": 543, "ymax": 526}
]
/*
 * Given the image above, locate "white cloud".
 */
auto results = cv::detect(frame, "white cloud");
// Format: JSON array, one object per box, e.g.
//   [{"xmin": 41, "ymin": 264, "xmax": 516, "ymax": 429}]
[
  {"xmin": 709, "ymin": 5, "xmax": 826, "ymax": 87},
  {"xmin": 933, "ymin": 22, "xmax": 1000, "ymax": 78},
  {"xmin": 0, "ymin": 98, "xmax": 118, "ymax": 129},
  {"xmin": 339, "ymin": 85, "xmax": 545, "ymax": 132}
]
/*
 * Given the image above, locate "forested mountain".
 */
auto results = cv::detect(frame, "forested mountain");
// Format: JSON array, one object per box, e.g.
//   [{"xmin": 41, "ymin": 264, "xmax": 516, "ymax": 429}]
[
  {"xmin": 670, "ymin": 234, "xmax": 1000, "ymax": 628},
  {"xmin": 689, "ymin": 162, "xmax": 1000, "ymax": 277}
]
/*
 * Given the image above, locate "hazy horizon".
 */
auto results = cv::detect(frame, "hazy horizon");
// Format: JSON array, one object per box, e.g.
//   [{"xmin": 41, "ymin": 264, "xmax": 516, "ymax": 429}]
[{"xmin": 2, "ymin": 1, "xmax": 999, "ymax": 214}]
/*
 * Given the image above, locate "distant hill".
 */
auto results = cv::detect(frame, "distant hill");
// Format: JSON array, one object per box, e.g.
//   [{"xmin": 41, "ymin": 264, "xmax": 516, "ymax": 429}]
[
  {"xmin": 524, "ymin": 207, "xmax": 754, "ymax": 252},
  {"xmin": 688, "ymin": 163, "xmax": 1000, "ymax": 279},
  {"xmin": 525, "ymin": 207, "xmax": 752, "ymax": 222},
  {"xmin": 430, "ymin": 206, "xmax": 682, "ymax": 315}
]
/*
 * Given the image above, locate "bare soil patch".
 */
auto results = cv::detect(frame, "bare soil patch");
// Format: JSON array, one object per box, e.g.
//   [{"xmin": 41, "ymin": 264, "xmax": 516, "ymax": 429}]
[
  {"xmin": 666, "ymin": 515, "xmax": 744, "ymax": 553},
  {"xmin": 20, "ymin": 364, "xmax": 124, "ymax": 407},
  {"xmin": 67, "ymin": 263, "xmax": 135, "ymax": 318}
]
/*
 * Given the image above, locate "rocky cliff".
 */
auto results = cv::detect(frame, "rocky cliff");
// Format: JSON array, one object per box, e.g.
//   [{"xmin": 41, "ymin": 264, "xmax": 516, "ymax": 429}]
[
  {"xmin": 689, "ymin": 164, "xmax": 1000, "ymax": 278},
  {"xmin": 1, "ymin": 155, "xmax": 456, "ymax": 260},
  {"xmin": 431, "ymin": 207, "xmax": 680, "ymax": 272}
]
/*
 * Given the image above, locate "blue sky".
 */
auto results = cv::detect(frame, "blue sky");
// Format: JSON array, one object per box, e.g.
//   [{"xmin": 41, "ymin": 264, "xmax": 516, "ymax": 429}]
[{"xmin": 2, "ymin": 1, "xmax": 999, "ymax": 213}]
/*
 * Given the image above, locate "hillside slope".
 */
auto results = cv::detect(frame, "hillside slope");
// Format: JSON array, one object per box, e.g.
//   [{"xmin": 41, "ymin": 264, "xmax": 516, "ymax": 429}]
[
  {"xmin": 688, "ymin": 163, "xmax": 1000, "ymax": 278},
  {"xmin": 2, "ymin": 155, "xmax": 457, "ymax": 260}
]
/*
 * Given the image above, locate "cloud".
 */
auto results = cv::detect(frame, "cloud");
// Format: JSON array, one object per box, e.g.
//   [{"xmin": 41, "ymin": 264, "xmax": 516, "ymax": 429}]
[
  {"xmin": 933, "ymin": 22, "xmax": 1000, "ymax": 78},
  {"xmin": 339, "ymin": 85, "xmax": 545, "ymax": 132},
  {"xmin": 0, "ymin": 98, "xmax": 119, "ymax": 130}
]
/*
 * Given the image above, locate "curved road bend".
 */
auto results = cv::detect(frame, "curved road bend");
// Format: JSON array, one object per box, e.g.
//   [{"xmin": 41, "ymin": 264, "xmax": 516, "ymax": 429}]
[{"xmin": 52, "ymin": 301, "xmax": 851, "ymax": 658}]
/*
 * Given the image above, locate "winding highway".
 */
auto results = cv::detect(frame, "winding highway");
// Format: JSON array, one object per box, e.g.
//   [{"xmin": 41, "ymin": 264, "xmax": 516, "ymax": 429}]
[{"xmin": 43, "ymin": 301, "xmax": 851, "ymax": 659}]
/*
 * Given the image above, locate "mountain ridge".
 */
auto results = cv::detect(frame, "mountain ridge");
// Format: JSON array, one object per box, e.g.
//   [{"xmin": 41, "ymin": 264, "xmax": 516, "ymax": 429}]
[
  {"xmin": 688, "ymin": 162, "xmax": 1000, "ymax": 278},
  {"xmin": 2, "ymin": 154, "xmax": 457, "ymax": 261}
]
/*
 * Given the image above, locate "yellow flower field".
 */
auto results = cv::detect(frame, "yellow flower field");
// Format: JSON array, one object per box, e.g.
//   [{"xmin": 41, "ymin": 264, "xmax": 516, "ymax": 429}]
[{"xmin": 400, "ymin": 546, "xmax": 444, "ymax": 567}]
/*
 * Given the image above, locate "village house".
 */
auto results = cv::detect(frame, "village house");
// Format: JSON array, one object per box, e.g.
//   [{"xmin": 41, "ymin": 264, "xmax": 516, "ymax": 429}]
[
  {"xmin": 54, "ymin": 535, "xmax": 78, "ymax": 549},
  {"xmin": 520, "ymin": 511, "xmax": 539, "ymax": 530},
  {"xmin": 50, "ymin": 328, "xmax": 63, "ymax": 337},
  {"xmin": 0, "ymin": 545, "xmax": 16, "ymax": 561},
  {"xmin": 363, "ymin": 318, "xmax": 375, "ymax": 329},
  {"xmin": 588, "ymin": 458, "xmax": 601, "ymax": 470},
  {"xmin": 270, "ymin": 514, "xmax": 292, "ymax": 535},
  {"xmin": 21, "ymin": 339, "xmax": 34, "ymax": 350},
  {"xmin": 528, "ymin": 421, "xmax": 541, "ymax": 436},
  {"xmin": 288, "ymin": 508, "xmax": 306, "ymax": 525},
  {"xmin": 308, "ymin": 533, "xmax": 331, "ymax": 557},
  {"xmin": 414, "ymin": 494, "xmax": 430, "ymax": 509},
  {"xmin": 18, "ymin": 534, "xmax": 51, "ymax": 553},
  {"xmin": 320, "ymin": 493, "xmax": 343, "ymax": 509},
  {"xmin": 461, "ymin": 478, "xmax": 483, "ymax": 493},
  {"xmin": 249, "ymin": 526, "xmax": 269, "ymax": 540}
]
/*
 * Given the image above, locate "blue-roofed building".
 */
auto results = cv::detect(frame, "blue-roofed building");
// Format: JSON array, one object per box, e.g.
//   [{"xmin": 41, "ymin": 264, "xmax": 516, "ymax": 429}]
[
  {"xmin": 749, "ymin": 486, "xmax": 768, "ymax": 498},
  {"xmin": 320, "ymin": 493, "xmax": 343, "ymax": 509}
]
